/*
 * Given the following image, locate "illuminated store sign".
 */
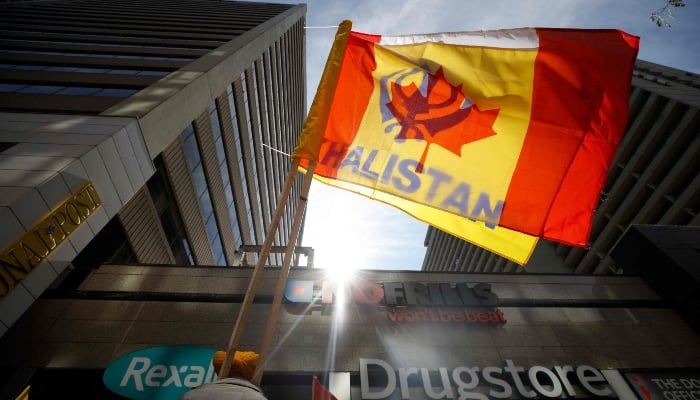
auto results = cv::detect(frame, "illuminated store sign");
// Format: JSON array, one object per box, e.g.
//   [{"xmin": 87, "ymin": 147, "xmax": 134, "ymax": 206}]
[
  {"xmin": 360, "ymin": 358, "xmax": 617, "ymax": 400},
  {"xmin": 284, "ymin": 279, "xmax": 506, "ymax": 325},
  {"xmin": 103, "ymin": 345, "xmax": 217, "ymax": 400},
  {"xmin": 0, "ymin": 182, "xmax": 101, "ymax": 297},
  {"xmin": 623, "ymin": 371, "xmax": 700, "ymax": 400}
]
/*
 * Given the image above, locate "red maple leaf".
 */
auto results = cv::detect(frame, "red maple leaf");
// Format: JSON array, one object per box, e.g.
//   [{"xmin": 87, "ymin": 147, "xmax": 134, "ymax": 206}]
[{"xmin": 386, "ymin": 67, "xmax": 499, "ymax": 172}]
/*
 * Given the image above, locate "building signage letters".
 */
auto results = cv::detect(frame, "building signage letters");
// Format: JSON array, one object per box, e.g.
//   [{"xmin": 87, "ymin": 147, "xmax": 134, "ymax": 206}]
[
  {"xmin": 284, "ymin": 279, "xmax": 506, "ymax": 325},
  {"xmin": 360, "ymin": 358, "xmax": 616, "ymax": 400},
  {"xmin": 0, "ymin": 182, "xmax": 102, "ymax": 297},
  {"xmin": 386, "ymin": 307, "xmax": 506, "ymax": 324},
  {"xmin": 103, "ymin": 345, "xmax": 217, "ymax": 400},
  {"xmin": 623, "ymin": 371, "xmax": 700, "ymax": 400}
]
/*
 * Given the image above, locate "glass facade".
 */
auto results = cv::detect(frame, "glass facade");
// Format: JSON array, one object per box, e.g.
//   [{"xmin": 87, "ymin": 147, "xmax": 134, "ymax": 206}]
[
  {"xmin": 227, "ymin": 83, "xmax": 257, "ymax": 246},
  {"xmin": 147, "ymin": 156, "xmax": 194, "ymax": 265},
  {"xmin": 211, "ymin": 101, "xmax": 244, "ymax": 252},
  {"xmin": 0, "ymin": 48, "xmax": 194, "ymax": 62},
  {"xmin": 181, "ymin": 123, "xmax": 226, "ymax": 266},
  {"xmin": 0, "ymin": 63, "xmax": 171, "ymax": 76},
  {"xmin": 240, "ymin": 71, "xmax": 264, "ymax": 242},
  {"xmin": 0, "ymin": 83, "xmax": 138, "ymax": 97}
]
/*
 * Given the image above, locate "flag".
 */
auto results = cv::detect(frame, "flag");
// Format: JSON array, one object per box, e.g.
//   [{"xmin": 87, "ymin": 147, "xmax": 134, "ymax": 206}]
[
  {"xmin": 293, "ymin": 21, "xmax": 639, "ymax": 264},
  {"xmin": 14, "ymin": 386, "xmax": 29, "ymax": 400},
  {"xmin": 313, "ymin": 376, "xmax": 338, "ymax": 400}
]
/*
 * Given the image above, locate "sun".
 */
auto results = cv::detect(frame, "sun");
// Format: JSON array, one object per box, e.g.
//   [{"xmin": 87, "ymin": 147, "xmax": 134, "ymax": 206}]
[{"xmin": 302, "ymin": 183, "xmax": 369, "ymax": 281}]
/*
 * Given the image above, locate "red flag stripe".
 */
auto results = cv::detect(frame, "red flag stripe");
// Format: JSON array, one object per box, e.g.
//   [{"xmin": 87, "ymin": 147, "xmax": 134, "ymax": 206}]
[
  {"xmin": 500, "ymin": 28, "xmax": 639, "ymax": 245},
  {"xmin": 309, "ymin": 32, "xmax": 374, "ymax": 179}
]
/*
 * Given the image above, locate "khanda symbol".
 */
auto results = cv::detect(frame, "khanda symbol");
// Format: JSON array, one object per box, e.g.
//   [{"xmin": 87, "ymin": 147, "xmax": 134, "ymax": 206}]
[{"xmin": 383, "ymin": 66, "xmax": 500, "ymax": 173}]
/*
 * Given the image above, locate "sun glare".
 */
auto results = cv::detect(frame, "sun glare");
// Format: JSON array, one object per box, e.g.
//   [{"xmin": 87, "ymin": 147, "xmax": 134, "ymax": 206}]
[
  {"xmin": 323, "ymin": 263, "xmax": 356, "ymax": 306},
  {"xmin": 326, "ymin": 260, "xmax": 357, "ymax": 283},
  {"xmin": 304, "ymin": 184, "xmax": 371, "ymax": 276}
]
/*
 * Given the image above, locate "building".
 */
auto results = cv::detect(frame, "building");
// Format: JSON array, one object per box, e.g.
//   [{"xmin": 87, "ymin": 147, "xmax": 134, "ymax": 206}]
[
  {"xmin": 0, "ymin": 0, "xmax": 307, "ymax": 339},
  {"xmin": 422, "ymin": 59, "xmax": 700, "ymax": 275},
  {"xmin": 1, "ymin": 264, "xmax": 700, "ymax": 399}
]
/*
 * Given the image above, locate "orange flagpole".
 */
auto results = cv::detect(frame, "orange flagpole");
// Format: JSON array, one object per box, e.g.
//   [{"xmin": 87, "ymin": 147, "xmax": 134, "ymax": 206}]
[{"xmin": 218, "ymin": 156, "xmax": 301, "ymax": 379}]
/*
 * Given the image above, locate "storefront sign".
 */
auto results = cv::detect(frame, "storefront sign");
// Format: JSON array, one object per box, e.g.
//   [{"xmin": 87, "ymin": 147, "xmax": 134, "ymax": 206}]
[
  {"xmin": 284, "ymin": 279, "xmax": 506, "ymax": 325},
  {"xmin": 386, "ymin": 307, "xmax": 506, "ymax": 324},
  {"xmin": 623, "ymin": 371, "xmax": 700, "ymax": 400},
  {"xmin": 103, "ymin": 345, "xmax": 217, "ymax": 400},
  {"xmin": 0, "ymin": 182, "xmax": 101, "ymax": 297},
  {"xmin": 360, "ymin": 358, "xmax": 617, "ymax": 399}
]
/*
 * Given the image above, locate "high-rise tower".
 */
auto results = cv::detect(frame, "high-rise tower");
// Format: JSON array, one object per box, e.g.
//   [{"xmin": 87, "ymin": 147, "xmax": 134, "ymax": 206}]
[{"xmin": 0, "ymin": 0, "xmax": 307, "ymax": 336}]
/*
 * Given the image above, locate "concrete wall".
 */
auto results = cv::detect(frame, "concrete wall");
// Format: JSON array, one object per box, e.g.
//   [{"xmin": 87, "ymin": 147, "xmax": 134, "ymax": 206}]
[{"xmin": 0, "ymin": 114, "xmax": 154, "ymax": 335}]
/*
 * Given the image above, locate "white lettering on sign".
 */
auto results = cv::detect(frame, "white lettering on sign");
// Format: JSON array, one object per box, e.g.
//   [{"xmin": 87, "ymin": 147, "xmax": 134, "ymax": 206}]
[
  {"xmin": 119, "ymin": 356, "xmax": 216, "ymax": 391},
  {"xmin": 360, "ymin": 358, "xmax": 614, "ymax": 400}
]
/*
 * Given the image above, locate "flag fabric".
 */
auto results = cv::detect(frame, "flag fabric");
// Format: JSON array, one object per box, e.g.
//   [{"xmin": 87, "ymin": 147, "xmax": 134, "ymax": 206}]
[
  {"xmin": 14, "ymin": 386, "xmax": 29, "ymax": 400},
  {"xmin": 312, "ymin": 376, "xmax": 338, "ymax": 400},
  {"xmin": 293, "ymin": 21, "xmax": 639, "ymax": 264}
]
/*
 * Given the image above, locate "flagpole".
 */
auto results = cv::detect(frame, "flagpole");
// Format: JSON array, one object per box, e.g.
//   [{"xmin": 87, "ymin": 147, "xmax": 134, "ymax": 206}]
[
  {"xmin": 218, "ymin": 156, "xmax": 301, "ymax": 379},
  {"xmin": 251, "ymin": 161, "xmax": 316, "ymax": 385},
  {"xmin": 237, "ymin": 20, "xmax": 352, "ymax": 384},
  {"xmin": 225, "ymin": 20, "xmax": 350, "ymax": 382}
]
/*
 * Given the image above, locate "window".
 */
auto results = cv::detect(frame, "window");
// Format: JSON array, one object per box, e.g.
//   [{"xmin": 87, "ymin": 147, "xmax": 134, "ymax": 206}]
[{"xmin": 181, "ymin": 123, "xmax": 225, "ymax": 266}]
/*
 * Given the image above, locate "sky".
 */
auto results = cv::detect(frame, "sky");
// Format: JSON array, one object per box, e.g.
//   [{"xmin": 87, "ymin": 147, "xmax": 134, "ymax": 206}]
[{"xmin": 269, "ymin": 0, "xmax": 700, "ymax": 272}]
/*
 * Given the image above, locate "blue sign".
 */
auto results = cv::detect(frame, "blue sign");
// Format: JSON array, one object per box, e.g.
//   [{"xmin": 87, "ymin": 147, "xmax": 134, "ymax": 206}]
[
  {"xmin": 103, "ymin": 345, "xmax": 217, "ymax": 400},
  {"xmin": 285, "ymin": 279, "xmax": 314, "ymax": 303}
]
